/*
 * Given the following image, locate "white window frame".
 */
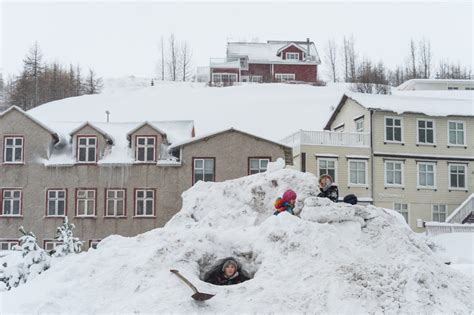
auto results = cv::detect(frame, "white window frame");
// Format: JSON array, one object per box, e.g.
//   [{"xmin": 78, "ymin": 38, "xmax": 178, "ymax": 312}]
[
  {"xmin": 105, "ymin": 189, "xmax": 126, "ymax": 217},
  {"xmin": 1, "ymin": 189, "xmax": 22, "ymax": 216},
  {"xmin": 384, "ymin": 160, "xmax": 404, "ymax": 187},
  {"xmin": 416, "ymin": 118, "xmax": 436, "ymax": 145},
  {"xmin": 77, "ymin": 136, "xmax": 97, "ymax": 163},
  {"xmin": 285, "ymin": 52, "xmax": 300, "ymax": 60},
  {"xmin": 355, "ymin": 117, "xmax": 364, "ymax": 132},
  {"xmin": 250, "ymin": 75, "xmax": 263, "ymax": 83},
  {"xmin": 394, "ymin": 203, "xmax": 409, "ymax": 224},
  {"xmin": 384, "ymin": 116, "xmax": 403, "ymax": 143},
  {"xmin": 275, "ymin": 73, "xmax": 295, "ymax": 82},
  {"xmin": 212, "ymin": 73, "xmax": 238, "ymax": 83},
  {"xmin": 448, "ymin": 163, "xmax": 467, "ymax": 190},
  {"xmin": 432, "ymin": 204, "xmax": 447, "ymax": 222},
  {"xmin": 417, "ymin": 162, "xmax": 437, "ymax": 189},
  {"xmin": 0, "ymin": 240, "xmax": 19, "ymax": 251},
  {"xmin": 249, "ymin": 158, "xmax": 270, "ymax": 175},
  {"xmin": 317, "ymin": 158, "xmax": 338, "ymax": 184},
  {"xmin": 46, "ymin": 189, "xmax": 66, "ymax": 217},
  {"xmin": 348, "ymin": 159, "xmax": 368, "ymax": 187},
  {"xmin": 135, "ymin": 189, "xmax": 155, "ymax": 217},
  {"xmin": 135, "ymin": 136, "xmax": 156, "ymax": 162},
  {"xmin": 76, "ymin": 189, "xmax": 96, "ymax": 217},
  {"xmin": 193, "ymin": 158, "xmax": 215, "ymax": 184},
  {"xmin": 3, "ymin": 136, "xmax": 24, "ymax": 164},
  {"xmin": 447, "ymin": 120, "xmax": 466, "ymax": 146}
]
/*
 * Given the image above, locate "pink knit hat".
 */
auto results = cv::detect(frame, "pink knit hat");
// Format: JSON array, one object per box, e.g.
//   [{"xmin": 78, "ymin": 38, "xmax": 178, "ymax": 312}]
[{"xmin": 282, "ymin": 189, "xmax": 297, "ymax": 203}]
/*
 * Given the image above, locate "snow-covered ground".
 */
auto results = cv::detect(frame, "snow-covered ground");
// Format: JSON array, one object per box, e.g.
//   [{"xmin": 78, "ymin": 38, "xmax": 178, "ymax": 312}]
[
  {"xmin": 1, "ymin": 164, "xmax": 472, "ymax": 313},
  {"xmin": 27, "ymin": 80, "xmax": 349, "ymax": 142},
  {"xmin": 429, "ymin": 233, "xmax": 474, "ymax": 277}
]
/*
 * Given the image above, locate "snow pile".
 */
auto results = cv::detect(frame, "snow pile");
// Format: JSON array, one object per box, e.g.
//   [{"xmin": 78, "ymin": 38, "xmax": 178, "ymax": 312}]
[
  {"xmin": 1, "ymin": 169, "xmax": 472, "ymax": 313},
  {"xmin": 429, "ymin": 233, "xmax": 474, "ymax": 277}
]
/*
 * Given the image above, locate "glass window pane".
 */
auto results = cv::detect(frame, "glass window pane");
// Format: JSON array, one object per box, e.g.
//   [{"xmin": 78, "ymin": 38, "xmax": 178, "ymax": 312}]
[
  {"xmin": 138, "ymin": 138, "xmax": 145, "ymax": 145},
  {"xmin": 79, "ymin": 148, "xmax": 86, "ymax": 161},
  {"xmin": 13, "ymin": 191, "xmax": 20, "ymax": 198},
  {"xmin": 146, "ymin": 200, "xmax": 153, "ymax": 215},
  {"xmin": 48, "ymin": 201, "xmax": 56, "ymax": 215},
  {"xmin": 6, "ymin": 148, "xmax": 13, "ymax": 161},
  {"xmin": 146, "ymin": 191, "xmax": 153, "ymax": 198},
  {"xmin": 15, "ymin": 138, "xmax": 22, "ymax": 145},
  {"xmin": 204, "ymin": 160, "xmax": 214, "ymax": 171},
  {"xmin": 88, "ymin": 148, "xmax": 95, "ymax": 161},
  {"xmin": 14, "ymin": 148, "xmax": 22, "ymax": 160},
  {"xmin": 137, "ymin": 191, "xmax": 144, "ymax": 198},
  {"xmin": 107, "ymin": 201, "xmax": 115, "ymax": 215},
  {"xmin": 117, "ymin": 201, "xmax": 124, "ymax": 215},
  {"xmin": 58, "ymin": 201, "xmax": 65, "ymax": 215},
  {"xmin": 13, "ymin": 201, "xmax": 20, "ymax": 214},
  {"xmin": 147, "ymin": 147, "xmax": 154, "ymax": 160},
  {"xmin": 137, "ymin": 201, "xmax": 143, "ymax": 215},
  {"xmin": 58, "ymin": 191, "xmax": 65, "ymax": 198},
  {"xmin": 6, "ymin": 138, "xmax": 13, "ymax": 145},
  {"xmin": 250, "ymin": 159, "xmax": 259, "ymax": 169},
  {"xmin": 79, "ymin": 138, "xmax": 87, "ymax": 145},
  {"xmin": 394, "ymin": 119, "xmax": 401, "ymax": 126},
  {"xmin": 138, "ymin": 148, "xmax": 145, "ymax": 161},
  {"xmin": 457, "ymin": 131, "xmax": 464, "ymax": 144},
  {"xmin": 147, "ymin": 138, "xmax": 155, "ymax": 145},
  {"xmin": 386, "ymin": 118, "xmax": 393, "ymax": 126},
  {"xmin": 195, "ymin": 159, "xmax": 203, "ymax": 169},
  {"xmin": 88, "ymin": 138, "xmax": 96, "ymax": 145},
  {"xmin": 394, "ymin": 128, "xmax": 401, "ymax": 141},
  {"xmin": 194, "ymin": 173, "xmax": 204, "ymax": 182}
]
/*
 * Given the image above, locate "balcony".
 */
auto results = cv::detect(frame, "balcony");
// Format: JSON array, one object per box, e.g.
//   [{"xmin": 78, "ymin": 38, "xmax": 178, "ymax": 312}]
[
  {"xmin": 209, "ymin": 58, "xmax": 241, "ymax": 69},
  {"xmin": 280, "ymin": 130, "xmax": 370, "ymax": 148}
]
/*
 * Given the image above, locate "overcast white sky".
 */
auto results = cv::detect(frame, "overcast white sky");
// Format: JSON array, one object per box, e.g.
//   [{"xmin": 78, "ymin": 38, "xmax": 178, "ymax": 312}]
[{"xmin": 1, "ymin": 1, "xmax": 472, "ymax": 80}]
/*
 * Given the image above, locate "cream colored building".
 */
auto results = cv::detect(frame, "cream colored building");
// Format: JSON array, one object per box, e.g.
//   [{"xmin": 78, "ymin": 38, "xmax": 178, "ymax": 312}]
[
  {"xmin": 397, "ymin": 79, "xmax": 474, "ymax": 91},
  {"xmin": 283, "ymin": 92, "xmax": 474, "ymax": 232}
]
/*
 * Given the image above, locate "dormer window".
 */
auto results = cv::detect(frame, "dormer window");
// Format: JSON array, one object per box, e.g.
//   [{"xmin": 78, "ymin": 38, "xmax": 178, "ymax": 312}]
[
  {"xmin": 136, "ymin": 136, "xmax": 156, "ymax": 162},
  {"xmin": 286, "ymin": 52, "xmax": 299, "ymax": 60},
  {"xmin": 3, "ymin": 136, "xmax": 24, "ymax": 164},
  {"xmin": 77, "ymin": 136, "xmax": 97, "ymax": 163}
]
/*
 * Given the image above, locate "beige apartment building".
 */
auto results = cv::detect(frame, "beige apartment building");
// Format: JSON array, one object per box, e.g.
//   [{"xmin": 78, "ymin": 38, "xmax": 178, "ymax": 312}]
[
  {"xmin": 0, "ymin": 106, "xmax": 291, "ymax": 250},
  {"xmin": 283, "ymin": 92, "xmax": 473, "ymax": 232}
]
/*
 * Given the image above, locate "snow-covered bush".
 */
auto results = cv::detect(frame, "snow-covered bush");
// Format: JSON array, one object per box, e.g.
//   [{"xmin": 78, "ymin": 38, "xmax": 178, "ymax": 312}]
[
  {"xmin": 53, "ymin": 217, "xmax": 84, "ymax": 257},
  {"xmin": 0, "ymin": 226, "xmax": 50, "ymax": 290}
]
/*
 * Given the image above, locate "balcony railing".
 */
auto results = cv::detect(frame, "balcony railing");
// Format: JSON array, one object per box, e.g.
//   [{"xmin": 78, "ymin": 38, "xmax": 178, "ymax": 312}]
[
  {"xmin": 445, "ymin": 193, "xmax": 474, "ymax": 224},
  {"xmin": 425, "ymin": 222, "xmax": 474, "ymax": 236},
  {"xmin": 280, "ymin": 130, "xmax": 370, "ymax": 148}
]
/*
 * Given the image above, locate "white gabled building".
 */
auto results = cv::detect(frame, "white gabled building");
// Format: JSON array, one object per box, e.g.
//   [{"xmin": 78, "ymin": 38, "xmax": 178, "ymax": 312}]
[{"xmin": 397, "ymin": 79, "xmax": 474, "ymax": 91}]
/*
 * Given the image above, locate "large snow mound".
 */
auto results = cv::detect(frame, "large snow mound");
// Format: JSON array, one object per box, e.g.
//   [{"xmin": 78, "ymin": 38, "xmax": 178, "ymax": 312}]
[{"xmin": 1, "ymin": 169, "xmax": 472, "ymax": 313}]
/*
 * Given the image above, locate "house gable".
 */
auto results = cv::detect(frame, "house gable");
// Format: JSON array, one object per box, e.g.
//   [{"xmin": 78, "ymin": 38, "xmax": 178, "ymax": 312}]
[
  {"xmin": 276, "ymin": 43, "xmax": 306, "ymax": 60},
  {"xmin": 127, "ymin": 123, "xmax": 166, "ymax": 162}
]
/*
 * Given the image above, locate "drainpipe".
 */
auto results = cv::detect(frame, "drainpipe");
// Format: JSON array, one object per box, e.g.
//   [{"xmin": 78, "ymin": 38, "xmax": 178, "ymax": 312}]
[{"xmin": 370, "ymin": 110, "xmax": 374, "ymax": 205}]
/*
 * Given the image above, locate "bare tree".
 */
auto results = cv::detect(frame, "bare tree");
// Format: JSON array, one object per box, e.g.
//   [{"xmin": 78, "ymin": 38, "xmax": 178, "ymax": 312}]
[
  {"xmin": 325, "ymin": 39, "xmax": 338, "ymax": 82},
  {"xmin": 418, "ymin": 38, "xmax": 432, "ymax": 79},
  {"xmin": 23, "ymin": 42, "xmax": 43, "ymax": 108},
  {"xmin": 83, "ymin": 69, "xmax": 103, "ymax": 94},
  {"xmin": 408, "ymin": 39, "xmax": 417, "ymax": 79},
  {"xmin": 342, "ymin": 35, "xmax": 357, "ymax": 82},
  {"xmin": 167, "ymin": 33, "xmax": 178, "ymax": 81},
  {"xmin": 158, "ymin": 36, "xmax": 165, "ymax": 81},
  {"xmin": 352, "ymin": 58, "xmax": 390, "ymax": 94},
  {"xmin": 179, "ymin": 41, "xmax": 193, "ymax": 81},
  {"xmin": 436, "ymin": 60, "xmax": 472, "ymax": 79}
]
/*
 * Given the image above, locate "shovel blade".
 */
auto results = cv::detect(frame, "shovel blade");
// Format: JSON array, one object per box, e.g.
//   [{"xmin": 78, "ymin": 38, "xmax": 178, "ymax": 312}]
[{"xmin": 192, "ymin": 292, "xmax": 215, "ymax": 301}]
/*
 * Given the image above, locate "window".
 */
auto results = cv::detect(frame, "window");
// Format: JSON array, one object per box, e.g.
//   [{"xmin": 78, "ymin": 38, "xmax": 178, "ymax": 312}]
[
  {"xmin": 212, "ymin": 73, "xmax": 238, "ymax": 83},
  {"xmin": 106, "ymin": 189, "xmax": 126, "ymax": 217},
  {"xmin": 193, "ymin": 158, "xmax": 215, "ymax": 184},
  {"xmin": 334, "ymin": 124, "xmax": 345, "ymax": 132},
  {"xmin": 275, "ymin": 73, "xmax": 295, "ymax": 82},
  {"xmin": 417, "ymin": 162, "xmax": 436, "ymax": 188},
  {"xmin": 249, "ymin": 158, "xmax": 270, "ymax": 175},
  {"xmin": 1, "ymin": 189, "xmax": 22, "ymax": 216},
  {"xmin": 3, "ymin": 136, "xmax": 24, "ymax": 163},
  {"xmin": 46, "ymin": 189, "xmax": 66, "ymax": 216},
  {"xmin": 135, "ymin": 189, "xmax": 154, "ymax": 216},
  {"xmin": 250, "ymin": 76, "xmax": 263, "ymax": 83},
  {"xmin": 239, "ymin": 57, "xmax": 248, "ymax": 70},
  {"xmin": 0, "ymin": 240, "xmax": 19, "ymax": 251},
  {"xmin": 385, "ymin": 117, "xmax": 403, "ymax": 142},
  {"xmin": 136, "ymin": 136, "xmax": 156, "ymax": 162},
  {"xmin": 449, "ymin": 164, "xmax": 466, "ymax": 189},
  {"xmin": 43, "ymin": 240, "xmax": 62, "ymax": 252},
  {"xmin": 77, "ymin": 136, "xmax": 97, "ymax": 163},
  {"xmin": 447, "ymin": 87, "xmax": 459, "ymax": 90},
  {"xmin": 417, "ymin": 119, "xmax": 435, "ymax": 144},
  {"xmin": 355, "ymin": 118, "xmax": 364, "ymax": 132},
  {"xmin": 348, "ymin": 160, "xmax": 367, "ymax": 185},
  {"xmin": 385, "ymin": 161, "xmax": 403, "ymax": 186},
  {"xmin": 318, "ymin": 158, "xmax": 337, "ymax": 183},
  {"xmin": 285, "ymin": 52, "xmax": 300, "ymax": 60},
  {"xmin": 465, "ymin": 87, "xmax": 474, "ymax": 90},
  {"xmin": 89, "ymin": 240, "xmax": 101, "ymax": 249},
  {"xmin": 76, "ymin": 189, "xmax": 96, "ymax": 217},
  {"xmin": 394, "ymin": 203, "xmax": 409, "ymax": 223},
  {"xmin": 448, "ymin": 121, "xmax": 465, "ymax": 146},
  {"xmin": 432, "ymin": 204, "xmax": 447, "ymax": 222}
]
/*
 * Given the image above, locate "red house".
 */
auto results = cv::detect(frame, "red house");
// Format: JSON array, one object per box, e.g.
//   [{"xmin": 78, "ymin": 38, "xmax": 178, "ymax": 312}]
[{"xmin": 210, "ymin": 39, "xmax": 321, "ymax": 84}]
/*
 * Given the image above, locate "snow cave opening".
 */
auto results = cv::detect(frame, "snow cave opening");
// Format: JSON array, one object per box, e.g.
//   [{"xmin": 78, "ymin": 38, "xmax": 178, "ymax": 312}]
[{"xmin": 199, "ymin": 254, "xmax": 259, "ymax": 286}]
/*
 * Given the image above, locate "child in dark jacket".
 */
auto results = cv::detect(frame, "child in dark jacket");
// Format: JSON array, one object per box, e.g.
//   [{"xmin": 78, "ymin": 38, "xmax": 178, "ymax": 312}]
[
  {"xmin": 317, "ymin": 174, "xmax": 339, "ymax": 203},
  {"xmin": 274, "ymin": 189, "xmax": 297, "ymax": 215}
]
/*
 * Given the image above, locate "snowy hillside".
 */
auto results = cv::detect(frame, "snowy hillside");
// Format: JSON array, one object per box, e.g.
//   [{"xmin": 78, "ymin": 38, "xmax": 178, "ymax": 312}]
[
  {"xmin": 27, "ymin": 81, "xmax": 349, "ymax": 141},
  {"xmin": 1, "ymin": 166, "xmax": 472, "ymax": 313}
]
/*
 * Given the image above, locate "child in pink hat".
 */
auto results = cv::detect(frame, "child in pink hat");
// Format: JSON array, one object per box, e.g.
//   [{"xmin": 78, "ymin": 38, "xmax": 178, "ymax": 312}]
[{"xmin": 274, "ymin": 189, "xmax": 297, "ymax": 215}]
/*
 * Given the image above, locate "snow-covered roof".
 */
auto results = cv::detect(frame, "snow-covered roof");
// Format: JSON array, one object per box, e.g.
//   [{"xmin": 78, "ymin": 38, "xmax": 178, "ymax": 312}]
[
  {"xmin": 0, "ymin": 105, "xmax": 59, "ymax": 142},
  {"xmin": 325, "ymin": 92, "xmax": 474, "ymax": 129},
  {"xmin": 227, "ymin": 40, "xmax": 321, "ymax": 64},
  {"xmin": 397, "ymin": 79, "xmax": 474, "ymax": 91},
  {"xmin": 33, "ymin": 120, "xmax": 194, "ymax": 166},
  {"xmin": 69, "ymin": 121, "xmax": 115, "ymax": 144},
  {"xmin": 168, "ymin": 127, "xmax": 291, "ymax": 151}
]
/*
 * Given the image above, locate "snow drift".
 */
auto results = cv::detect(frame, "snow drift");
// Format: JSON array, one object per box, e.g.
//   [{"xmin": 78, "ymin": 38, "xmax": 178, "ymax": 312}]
[{"xmin": 0, "ymin": 167, "xmax": 472, "ymax": 313}]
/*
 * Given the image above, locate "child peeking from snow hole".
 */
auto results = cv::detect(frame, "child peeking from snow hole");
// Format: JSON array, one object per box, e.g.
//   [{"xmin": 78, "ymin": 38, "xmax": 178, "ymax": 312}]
[
  {"xmin": 274, "ymin": 189, "xmax": 297, "ymax": 215},
  {"xmin": 317, "ymin": 174, "xmax": 339, "ymax": 203}
]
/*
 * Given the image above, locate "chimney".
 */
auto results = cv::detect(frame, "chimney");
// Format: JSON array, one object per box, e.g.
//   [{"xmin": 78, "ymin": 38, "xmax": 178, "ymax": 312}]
[{"xmin": 306, "ymin": 38, "xmax": 311, "ymax": 60}]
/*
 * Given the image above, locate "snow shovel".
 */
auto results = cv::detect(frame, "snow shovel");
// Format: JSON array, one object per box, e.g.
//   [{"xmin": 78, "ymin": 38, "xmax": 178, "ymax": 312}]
[{"xmin": 170, "ymin": 269, "xmax": 215, "ymax": 301}]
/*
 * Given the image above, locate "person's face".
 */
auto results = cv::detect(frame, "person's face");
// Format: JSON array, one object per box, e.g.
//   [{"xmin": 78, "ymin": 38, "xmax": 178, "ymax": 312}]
[{"xmin": 224, "ymin": 264, "xmax": 236, "ymax": 277}]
